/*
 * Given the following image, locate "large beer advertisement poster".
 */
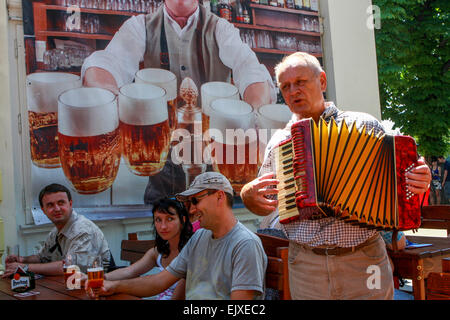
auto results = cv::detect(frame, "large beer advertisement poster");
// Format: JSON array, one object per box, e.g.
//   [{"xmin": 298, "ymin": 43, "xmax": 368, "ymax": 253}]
[{"xmin": 22, "ymin": 0, "xmax": 321, "ymax": 217}]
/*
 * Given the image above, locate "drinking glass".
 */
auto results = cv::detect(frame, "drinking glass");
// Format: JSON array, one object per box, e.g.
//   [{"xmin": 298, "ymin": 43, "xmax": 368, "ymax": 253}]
[
  {"xmin": 58, "ymin": 87, "xmax": 121, "ymax": 194},
  {"xmin": 87, "ymin": 255, "xmax": 104, "ymax": 299},
  {"xmin": 119, "ymin": 83, "xmax": 170, "ymax": 176},
  {"xmin": 26, "ymin": 72, "xmax": 81, "ymax": 168},
  {"xmin": 208, "ymin": 98, "xmax": 257, "ymax": 193},
  {"xmin": 135, "ymin": 68, "xmax": 178, "ymax": 136}
]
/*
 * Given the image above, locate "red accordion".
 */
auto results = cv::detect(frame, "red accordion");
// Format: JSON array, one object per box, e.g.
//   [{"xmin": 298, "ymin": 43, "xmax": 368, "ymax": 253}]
[{"xmin": 275, "ymin": 118, "xmax": 421, "ymax": 231}]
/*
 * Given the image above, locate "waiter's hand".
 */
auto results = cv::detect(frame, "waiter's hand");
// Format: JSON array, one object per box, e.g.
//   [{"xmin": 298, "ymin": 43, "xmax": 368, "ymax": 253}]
[
  {"xmin": 240, "ymin": 172, "xmax": 279, "ymax": 216},
  {"xmin": 406, "ymin": 156, "xmax": 431, "ymax": 195},
  {"xmin": 83, "ymin": 67, "xmax": 119, "ymax": 95},
  {"xmin": 243, "ymin": 81, "xmax": 272, "ymax": 110}
]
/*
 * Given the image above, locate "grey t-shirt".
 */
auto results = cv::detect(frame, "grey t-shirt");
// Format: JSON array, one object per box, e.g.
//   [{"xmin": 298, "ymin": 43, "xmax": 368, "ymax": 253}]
[{"xmin": 166, "ymin": 221, "xmax": 267, "ymax": 300}]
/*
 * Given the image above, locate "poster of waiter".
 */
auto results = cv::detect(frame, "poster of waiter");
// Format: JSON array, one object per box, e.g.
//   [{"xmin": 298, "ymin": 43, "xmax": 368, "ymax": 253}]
[{"xmin": 23, "ymin": 0, "xmax": 322, "ymax": 210}]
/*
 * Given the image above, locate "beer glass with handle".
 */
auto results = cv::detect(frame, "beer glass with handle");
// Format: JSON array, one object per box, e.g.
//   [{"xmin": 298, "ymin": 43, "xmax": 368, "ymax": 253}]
[
  {"xmin": 200, "ymin": 81, "xmax": 239, "ymax": 136},
  {"xmin": 119, "ymin": 83, "xmax": 170, "ymax": 176},
  {"xmin": 63, "ymin": 253, "xmax": 81, "ymax": 290},
  {"xmin": 87, "ymin": 255, "xmax": 104, "ymax": 300},
  {"xmin": 256, "ymin": 104, "xmax": 292, "ymax": 167},
  {"xmin": 26, "ymin": 72, "xmax": 81, "ymax": 168},
  {"xmin": 209, "ymin": 98, "xmax": 258, "ymax": 193},
  {"xmin": 135, "ymin": 68, "xmax": 178, "ymax": 137},
  {"xmin": 58, "ymin": 87, "xmax": 121, "ymax": 194}
]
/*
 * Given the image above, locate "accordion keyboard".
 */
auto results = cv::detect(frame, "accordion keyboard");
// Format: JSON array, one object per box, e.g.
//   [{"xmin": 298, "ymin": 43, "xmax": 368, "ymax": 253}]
[{"xmin": 275, "ymin": 140, "xmax": 299, "ymax": 222}]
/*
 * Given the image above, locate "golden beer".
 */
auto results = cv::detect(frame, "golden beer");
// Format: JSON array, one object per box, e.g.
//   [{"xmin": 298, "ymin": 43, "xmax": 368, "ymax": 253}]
[
  {"xmin": 211, "ymin": 139, "xmax": 259, "ymax": 193},
  {"xmin": 58, "ymin": 129, "xmax": 121, "ymax": 194},
  {"xmin": 120, "ymin": 120, "xmax": 170, "ymax": 175},
  {"xmin": 87, "ymin": 267, "xmax": 104, "ymax": 289},
  {"xmin": 28, "ymin": 110, "xmax": 60, "ymax": 168}
]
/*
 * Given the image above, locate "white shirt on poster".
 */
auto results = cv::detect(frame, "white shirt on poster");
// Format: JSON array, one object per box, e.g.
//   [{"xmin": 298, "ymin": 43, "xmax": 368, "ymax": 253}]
[{"xmin": 81, "ymin": 7, "xmax": 276, "ymax": 102}]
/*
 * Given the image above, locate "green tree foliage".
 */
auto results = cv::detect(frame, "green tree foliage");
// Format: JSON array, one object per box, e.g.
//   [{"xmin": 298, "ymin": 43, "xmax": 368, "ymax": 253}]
[{"xmin": 373, "ymin": 0, "xmax": 449, "ymax": 156}]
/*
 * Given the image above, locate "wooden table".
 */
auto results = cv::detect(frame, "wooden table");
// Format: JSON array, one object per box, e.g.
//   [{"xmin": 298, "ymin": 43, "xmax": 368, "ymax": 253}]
[
  {"xmin": 388, "ymin": 235, "xmax": 450, "ymax": 300},
  {"xmin": 0, "ymin": 275, "xmax": 141, "ymax": 300}
]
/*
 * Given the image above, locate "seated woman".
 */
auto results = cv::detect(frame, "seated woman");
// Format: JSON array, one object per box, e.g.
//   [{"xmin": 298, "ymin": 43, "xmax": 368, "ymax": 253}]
[{"xmin": 104, "ymin": 197, "xmax": 193, "ymax": 300}]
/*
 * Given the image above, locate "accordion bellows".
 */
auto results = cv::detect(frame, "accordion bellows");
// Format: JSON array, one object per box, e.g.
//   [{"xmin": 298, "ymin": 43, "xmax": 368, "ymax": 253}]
[{"xmin": 275, "ymin": 118, "xmax": 421, "ymax": 231}]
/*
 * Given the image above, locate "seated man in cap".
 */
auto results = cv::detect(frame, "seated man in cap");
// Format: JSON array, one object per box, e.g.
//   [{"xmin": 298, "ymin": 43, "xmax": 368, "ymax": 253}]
[
  {"xmin": 88, "ymin": 172, "xmax": 267, "ymax": 300},
  {"xmin": 3, "ymin": 183, "xmax": 112, "ymax": 277}
]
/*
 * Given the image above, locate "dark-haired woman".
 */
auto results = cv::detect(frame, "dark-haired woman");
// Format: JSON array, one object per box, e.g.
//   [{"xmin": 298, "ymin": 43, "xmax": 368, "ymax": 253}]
[{"xmin": 104, "ymin": 198, "xmax": 193, "ymax": 300}]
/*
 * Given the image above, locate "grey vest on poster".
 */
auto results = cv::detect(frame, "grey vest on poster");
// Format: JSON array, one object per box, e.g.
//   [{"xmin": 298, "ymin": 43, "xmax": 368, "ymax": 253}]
[{"xmin": 143, "ymin": 5, "xmax": 231, "ymax": 93}]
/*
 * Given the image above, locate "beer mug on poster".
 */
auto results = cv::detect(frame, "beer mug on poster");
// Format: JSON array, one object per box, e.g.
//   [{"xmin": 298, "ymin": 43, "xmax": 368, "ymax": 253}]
[
  {"xmin": 58, "ymin": 87, "xmax": 121, "ymax": 194},
  {"xmin": 135, "ymin": 68, "xmax": 178, "ymax": 136},
  {"xmin": 200, "ymin": 81, "xmax": 239, "ymax": 135},
  {"xmin": 26, "ymin": 72, "xmax": 81, "ymax": 168},
  {"xmin": 63, "ymin": 254, "xmax": 81, "ymax": 290},
  {"xmin": 87, "ymin": 255, "xmax": 104, "ymax": 299},
  {"xmin": 208, "ymin": 99, "xmax": 257, "ymax": 193},
  {"xmin": 256, "ymin": 104, "xmax": 292, "ymax": 166},
  {"xmin": 119, "ymin": 83, "xmax": 170, "ymax": 176}
]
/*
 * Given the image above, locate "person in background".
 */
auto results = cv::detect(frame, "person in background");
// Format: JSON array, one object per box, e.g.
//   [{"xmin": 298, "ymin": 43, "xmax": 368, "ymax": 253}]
[
  {"xmin": 442, "ymin": 157, "xmax": 450, "ymax": 204},
  {"xmin": 240, "ymin": 52, "xmax": 432, "ymax": 300},
  {"xmin": 96, "ymin": 197, "xmax": 193, "ymax": 300},
  {"xmin": 88, "ymin": 172, "xmax": 267, "ymax": 300},
  {"xmin": 429, "ymin": 156, "xmax": 442, "ymax": 205},
  {"xmin": 2, "ymin": 183, "xmax": 111, "ymax": 277}
]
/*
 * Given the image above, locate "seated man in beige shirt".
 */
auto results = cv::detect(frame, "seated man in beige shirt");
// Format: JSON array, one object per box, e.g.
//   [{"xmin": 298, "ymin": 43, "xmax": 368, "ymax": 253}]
[{"xmin": 2, "ymin": 183, "xmax": 112, "ymax": 277}]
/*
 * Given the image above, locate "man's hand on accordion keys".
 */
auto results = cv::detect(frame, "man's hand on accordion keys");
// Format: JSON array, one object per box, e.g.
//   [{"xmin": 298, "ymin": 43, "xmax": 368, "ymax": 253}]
[
  {"xmin": 240, "ymin": 172, "xmax": 279, "ymax": 216},
  {"xmin": 405, "ymin": 156, "xmax": 432, "ymax": 195}
]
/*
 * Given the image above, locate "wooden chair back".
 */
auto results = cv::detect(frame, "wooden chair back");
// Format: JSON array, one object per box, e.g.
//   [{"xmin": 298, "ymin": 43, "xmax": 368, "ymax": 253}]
[
  {"xmin": 120, "ymin": 233, "xmax": 155, "ymax": 264},
  {"xmin": 426, "ymin": 258, "xmax": 450, "ymax": 300},
  {"xmin": 256, "ymin": 233, "xmax": 291, "ymax": 300},
  {"xmin": 421, "ymin": 205, "xmax": 450, "ymax": 235}
]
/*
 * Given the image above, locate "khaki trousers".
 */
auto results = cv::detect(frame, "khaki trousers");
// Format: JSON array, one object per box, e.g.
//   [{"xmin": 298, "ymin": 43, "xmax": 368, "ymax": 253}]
[{"xmin": 288, "ymin": 234, "xmax": 394, "ymax": 300}]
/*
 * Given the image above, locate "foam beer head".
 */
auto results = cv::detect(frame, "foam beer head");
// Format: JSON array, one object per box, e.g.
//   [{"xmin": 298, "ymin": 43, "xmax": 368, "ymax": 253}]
[
  {"xmin": 256, "ymin": 104, "xmax": 293, "ymax": 131},
  {"xmin": 200, "ymin": 82, "xmax": 239, "ymax": 117},
  {"xmin": 135, "ymin": 68, "xmax": 177, "ymax": 101},
  {"xmin": 58, "ymin": 87, "xmax": 118, "ymax": 137},
  {"xmin": 119, "ymin": 83, "xmax": 167, "ymax": 125},
  {"xmin": 26, "ymin": 72, "xmax": 81, "ymax": 113},
  {"xmin": 209, "ymin": 98, "xmax": 255, "ymax": 142}
]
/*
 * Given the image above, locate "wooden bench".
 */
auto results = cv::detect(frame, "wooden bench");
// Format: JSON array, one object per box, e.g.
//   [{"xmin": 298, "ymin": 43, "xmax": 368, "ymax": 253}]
[
  {"xmin": 256, "ymin": 233, "xmax": 291, "ymax": 300},
  {"xmin": 420, "ymin": 205, "xmax": 450, "ymax": 235},
  {"xmin": 120, "ymin": 233, "xmax": 155, "ymax": 264}
]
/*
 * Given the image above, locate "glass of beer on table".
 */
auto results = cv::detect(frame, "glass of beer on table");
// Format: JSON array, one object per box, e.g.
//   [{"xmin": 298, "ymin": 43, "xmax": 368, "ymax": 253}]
[
  {"xmin": 119, "ymin": 83, "xmax": 170, "ymax": 176},
  {"xmin": 256, "ymin": 104, "xmax": 292, "ymax": 167},
  {"xmin": 26, "ymin": 72, "xmax": 81, "ymax": 168},
  {"xmin": 135, "ymin": 68, "xmax": 178, "ymax": 136},
  {"xmin": 209, "ymin": 98, "xmax": 258, "ymax": 193},
  {"xmin": 63, "ymin": 253, "xmax": 79, "ymax": 290},
  {"xmin": 58, "ymin": 87, "xmax": 121, "ymax": 194},
  {"xmin": 200, "ymin": 81, "xmax": 239, "ymax": 137},
  {"xmin": 87, "ymin": 255, "xmax": 104, "ymax": 300}
]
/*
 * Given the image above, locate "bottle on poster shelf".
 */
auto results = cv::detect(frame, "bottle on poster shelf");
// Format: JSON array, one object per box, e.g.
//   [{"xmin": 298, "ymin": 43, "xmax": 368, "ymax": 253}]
[
  {"xmin": 294, "ymin": 0, "xmax": 302, "ymax": 10},
  {"xmin": 210, "ymin": 0, "xmax": 218, "ymax": 15},
  {"xmin": 218, "ymin": 0, "xmax": 232, "ymax": 22},
  {"xmin": 285, "ymin": 0, "xmax": 294, "ymax": 9},
  {"xmin": 259, "ymin": 0, "xmax": 269, "ymax": 5},
  {"xmin": 269, "ymin": 0, "xmax": 278, "ymax": 7},
  {"xmin": 243, "ymin": 6, "xmax": 251, "ymax": 24},
  {"xmin": 235, "ymin": 0, "xmax": 245, "ymax": 23},
  {"xmin": 302, "ymin": 0, "xmax": 310, "ymax": 10},
  {"xmin": 310, "ymin": 0, "xmax": 318, "ymax": 11},
  {"xmin": 277, "ymin": 0, "xmax": 284, "ymax": 7}
]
